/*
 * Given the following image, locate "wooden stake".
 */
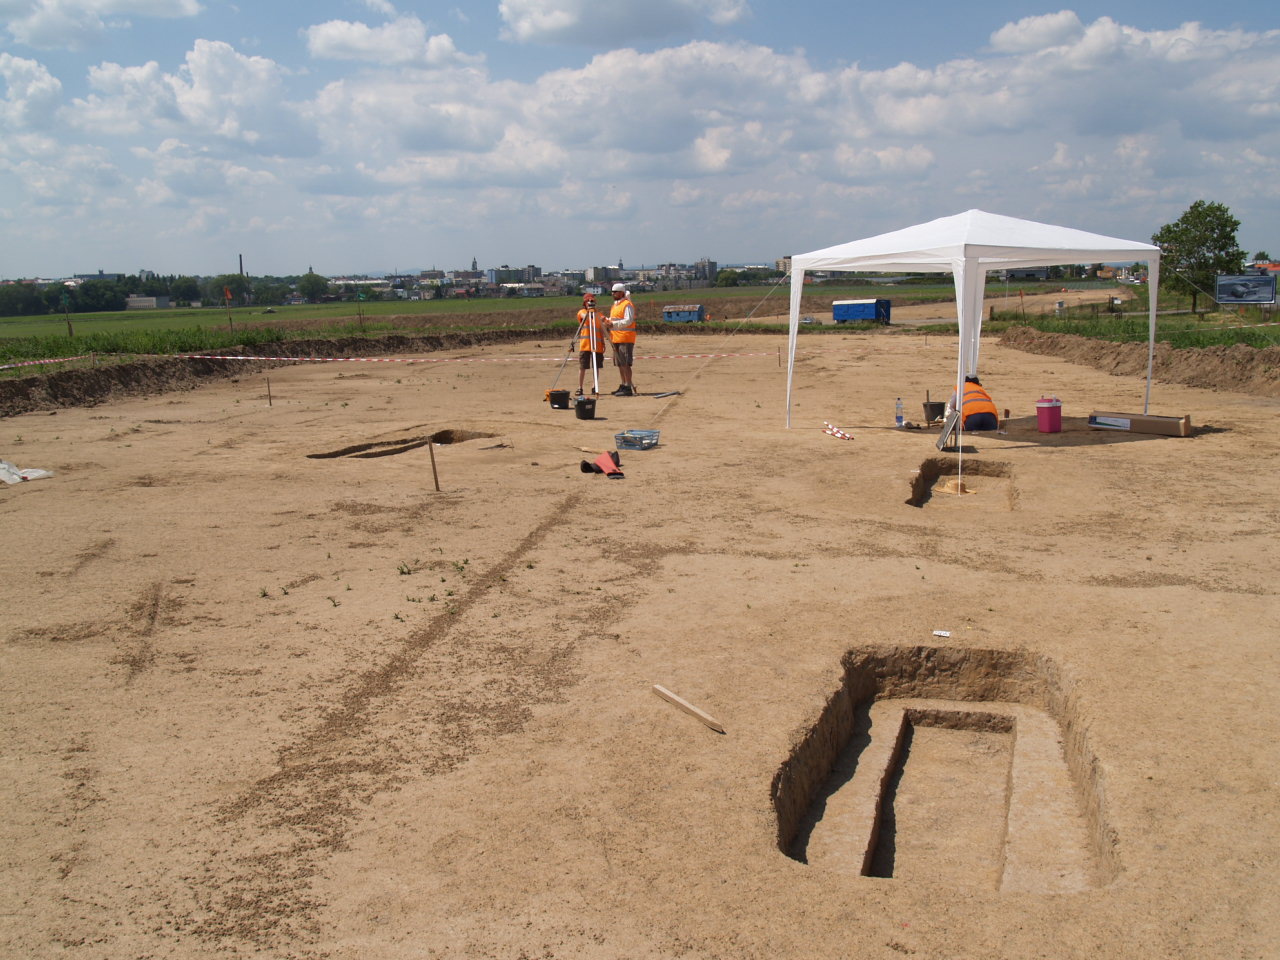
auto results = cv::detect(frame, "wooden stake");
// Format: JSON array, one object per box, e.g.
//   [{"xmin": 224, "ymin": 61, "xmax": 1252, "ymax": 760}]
[
  {"xmin": 427, "ymin": 440, "xmax": 441, "ymax": 492},
  {"xmin": 652, "ymin": 684, "xmax": 725, "ymax": 734},
  {"xmin": 266, "ymin": 377, "xmax": 273, "ymax": 407}
]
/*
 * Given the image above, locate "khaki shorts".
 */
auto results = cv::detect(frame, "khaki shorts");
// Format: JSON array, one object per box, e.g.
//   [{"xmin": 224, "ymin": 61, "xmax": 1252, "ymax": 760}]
[
  {"xmin": 579, "ymin": 351, "xmax": 604, "ymax": 370},
  {"xmin": 611, "ymin": 342, "xmax": 634, "ymax": 366}
]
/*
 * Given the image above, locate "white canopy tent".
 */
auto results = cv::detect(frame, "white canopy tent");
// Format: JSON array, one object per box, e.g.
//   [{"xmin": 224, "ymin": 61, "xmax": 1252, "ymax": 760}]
[{"xmin": 785, "ymin": 209, "xmax": 1162, "ymax": 426}]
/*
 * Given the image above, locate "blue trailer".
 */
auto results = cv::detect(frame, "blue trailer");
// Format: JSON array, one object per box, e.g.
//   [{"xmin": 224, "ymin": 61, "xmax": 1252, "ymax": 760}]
[
  {"xmin": 662, "ymin": 304, "xmax": 706, "ymax": 323},
  {"xmin": 832, "ymin": 298, "xmax": 891, "ymax": 324}
]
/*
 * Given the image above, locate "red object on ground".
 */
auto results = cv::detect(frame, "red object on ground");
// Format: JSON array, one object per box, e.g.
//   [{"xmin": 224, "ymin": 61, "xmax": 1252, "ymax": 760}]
[
  {"xmin": 594, "ymin": 452, "xmax": 623, "ymax": 476},
  {"xmin": 1036, "ymin": 397, "xmax": 1062, "ymax": 433}
]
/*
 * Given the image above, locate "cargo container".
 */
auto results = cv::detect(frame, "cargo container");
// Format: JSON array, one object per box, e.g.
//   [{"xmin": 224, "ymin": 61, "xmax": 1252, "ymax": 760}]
[
  {"xmin": 662, "ymin": 304, "xmax": 706, "ymax": 323},
  {"xmin": 832, "ymin": 298, "xmax": 891, "ymax": 324}
]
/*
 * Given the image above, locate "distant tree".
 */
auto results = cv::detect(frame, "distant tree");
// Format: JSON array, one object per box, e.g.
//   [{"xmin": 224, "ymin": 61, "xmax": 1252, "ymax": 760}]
[
  {"xmin": 298, "ymin": 271, "xmax": 329, "ymax": 302},
  {"xmin": 204, "ymin": 273, "xmax": 251, "ymax": 304},
  {"xmin": 75, "ymin": 279, "xmax": 126, "ymax": 312},
  {"xmin": 138, "ymin": 274, "xmax": 169, "ymax": 297},
  {"xmin": 716, "ymin": 269, "xmax": 740, "ymax": 287},
  {"xmin": 1151, "ymin": 200, "xmax": 1245, "ymax": 312},
  {"xmin": 171, "ymin": 276, "xmax": 200, "ymax": 302},
  {"xmin": 0, "ymin": 282, "xmax": 46, "ymax": 317},
  {"xmin": 1254, "ymin": 250, "xmax": 1272, "ymax": 262},
  {"xmin": 41, "ymin": 283, "xmax": 66, "ymax": 314},
  {"xmin": 253, "ymin": 279, "xmax": 291, "ymax": 305}
]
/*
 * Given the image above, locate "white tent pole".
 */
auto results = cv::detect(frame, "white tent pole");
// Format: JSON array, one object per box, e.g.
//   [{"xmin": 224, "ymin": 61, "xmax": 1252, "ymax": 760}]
[
  {"xmin": 785, "ymin": 268, "xmax": 805, "ymax": 428},
  {"xmin": 952, "ymin": 261, "xmax": 971, "ymax": 491},
  {"xmin": 1144, "ymin": 256, "xmax": 1160, "ymax": 414}
]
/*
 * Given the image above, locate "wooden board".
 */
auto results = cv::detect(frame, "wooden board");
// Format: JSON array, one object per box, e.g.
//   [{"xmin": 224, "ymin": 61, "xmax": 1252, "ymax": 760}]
[{"xmin": 652, "ymin": 685, "xmax": 725, "ymax": 734}]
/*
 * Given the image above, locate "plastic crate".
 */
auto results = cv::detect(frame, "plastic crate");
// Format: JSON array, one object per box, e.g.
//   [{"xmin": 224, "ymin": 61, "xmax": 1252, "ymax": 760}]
[{"xmin": 615, "ymin": 429, "xmax": 659, "ymax": 450}]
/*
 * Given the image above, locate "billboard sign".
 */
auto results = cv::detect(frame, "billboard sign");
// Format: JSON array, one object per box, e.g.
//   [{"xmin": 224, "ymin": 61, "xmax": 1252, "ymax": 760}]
[{"xmin": 1215, "ymin": 275, "xmax": 1276, "ymax": 304}]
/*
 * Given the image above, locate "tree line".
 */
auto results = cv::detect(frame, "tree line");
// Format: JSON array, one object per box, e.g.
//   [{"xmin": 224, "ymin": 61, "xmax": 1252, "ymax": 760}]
[{"xmin": 0, "ymin": 271, "xmax": 335, "ymax": 318}]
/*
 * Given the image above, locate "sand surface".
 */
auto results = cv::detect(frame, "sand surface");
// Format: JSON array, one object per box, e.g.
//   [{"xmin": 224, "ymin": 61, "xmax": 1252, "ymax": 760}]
[{"xmin": 3, "ymin": 331, "xmax": 1278, "ymax": 959}]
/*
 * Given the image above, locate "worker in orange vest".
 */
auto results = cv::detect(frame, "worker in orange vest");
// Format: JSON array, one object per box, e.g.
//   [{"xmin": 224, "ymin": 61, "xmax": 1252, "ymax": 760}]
[
  {"xmin": 608, "ymin": 282, "xmax": 637, "ymax": 396},
  {"xmin": 948, "ymin": 375, "xmax": 999, "ymax": 430},
  {"xmin": 574, "ymin": 294, "xmax": 608, "ymax": 396}
]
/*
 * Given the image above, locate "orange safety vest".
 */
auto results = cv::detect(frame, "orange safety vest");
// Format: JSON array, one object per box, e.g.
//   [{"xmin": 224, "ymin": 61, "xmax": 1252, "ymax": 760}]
[
  {"xmin": 609, "ymin": 298, "xmax": 636, "ymax": 344},
  {"xmin": 577, "ymin": 308, "xmax": 607, "ymax": 353},
  {"xmin": 961, "ymin": 382, "xmax": 997, "ymax": 420}
]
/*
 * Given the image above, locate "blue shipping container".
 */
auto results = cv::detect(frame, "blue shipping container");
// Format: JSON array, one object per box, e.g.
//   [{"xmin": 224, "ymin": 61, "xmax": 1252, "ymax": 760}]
[
  {"xmin": 832, "ymin": 298, "xmax": 891, "ymax": 324},
  {"xmin": 662, "ymin": 304, "xmax": 705, "ymax": 323}
]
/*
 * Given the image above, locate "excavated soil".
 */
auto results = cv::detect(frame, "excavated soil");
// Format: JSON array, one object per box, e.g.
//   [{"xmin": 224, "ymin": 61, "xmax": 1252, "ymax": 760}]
[
  {"xmin": 999, "ymin": 326, "xmax": 1280, "ymax": 398},
  {"xmin": 2, "ymin": 331, "xmax": 1278, "ymax": 960},
  {"xmin": 4, "ymin": 321, "xmax": 1278, "ymax": 420}
]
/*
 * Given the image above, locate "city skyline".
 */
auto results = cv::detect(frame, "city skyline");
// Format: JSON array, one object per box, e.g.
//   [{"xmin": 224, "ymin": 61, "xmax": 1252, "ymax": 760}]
[{"xmin": 1, "ymin": 1, "xmax": 1276, "ymax": 278}]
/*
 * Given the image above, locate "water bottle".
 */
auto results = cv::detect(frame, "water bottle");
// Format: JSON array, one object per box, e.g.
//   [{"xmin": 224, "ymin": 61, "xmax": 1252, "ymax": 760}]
[{"xmin": 895, "ymin": 397, "xmax": 904, "ymax": 428}]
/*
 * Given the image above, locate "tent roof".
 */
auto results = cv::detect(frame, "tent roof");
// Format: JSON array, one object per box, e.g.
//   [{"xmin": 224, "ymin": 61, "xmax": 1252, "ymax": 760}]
[{"xmin": 790, "ymin": 209, "xmax": 1160, "ymax": 274}]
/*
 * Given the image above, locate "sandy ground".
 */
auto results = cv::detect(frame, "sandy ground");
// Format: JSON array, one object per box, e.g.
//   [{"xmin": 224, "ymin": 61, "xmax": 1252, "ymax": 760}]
[{"xmin": 2, "ymin": 330, "xmax": 1278, "ymax": 960}]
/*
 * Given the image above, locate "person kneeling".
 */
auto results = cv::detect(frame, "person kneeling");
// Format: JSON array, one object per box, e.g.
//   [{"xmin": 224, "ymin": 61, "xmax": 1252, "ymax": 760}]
[{"xmin": 950, "ymin": 376, "xmax": 999, "ymax": 431}]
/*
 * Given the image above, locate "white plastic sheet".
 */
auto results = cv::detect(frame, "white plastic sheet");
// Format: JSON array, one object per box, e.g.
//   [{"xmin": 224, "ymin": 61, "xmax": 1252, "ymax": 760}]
[{"xmin": 0, "ymin": 460, "xmax": 54, "ymax": 484}]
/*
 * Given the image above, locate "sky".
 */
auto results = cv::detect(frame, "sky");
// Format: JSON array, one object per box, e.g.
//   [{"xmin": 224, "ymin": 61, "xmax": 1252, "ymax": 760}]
[{"xmin": 0, "ymin": 1, "xmax": 1277, "ymax": 279}]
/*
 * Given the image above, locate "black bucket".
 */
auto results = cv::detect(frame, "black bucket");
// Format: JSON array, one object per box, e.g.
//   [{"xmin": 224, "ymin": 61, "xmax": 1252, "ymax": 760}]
[
  {"xmin": 548, "ymin": 389, "xmax": 570, "ymax": 409},
  {"xmin": 923, "ymin": 400, "xmax": 946, "ymax": 423},
  {"xmin": 574, "ymin": 396, "xmax": 597, "ymax": 420}
]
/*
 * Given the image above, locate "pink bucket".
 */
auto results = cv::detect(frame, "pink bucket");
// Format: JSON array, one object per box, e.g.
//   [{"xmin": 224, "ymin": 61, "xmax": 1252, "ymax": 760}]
[{"xmin": 1036, "ymin": 397, "xmax": 1062, "ymax": 433}]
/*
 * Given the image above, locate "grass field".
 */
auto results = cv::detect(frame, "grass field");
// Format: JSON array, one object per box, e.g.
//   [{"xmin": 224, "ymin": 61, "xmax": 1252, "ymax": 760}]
[{"xmin": 4, "ymin": 281, "xmax": 1275, "ymax": 373}]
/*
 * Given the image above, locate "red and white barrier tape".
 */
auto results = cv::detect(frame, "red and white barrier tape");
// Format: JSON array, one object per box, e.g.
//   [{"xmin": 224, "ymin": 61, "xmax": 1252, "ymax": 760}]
[
  {"xmin": 1214, "ymin": 320, "xmax": 1280, "ymax": 331},
  {"xmin": 823, "ymin": 421, "xmax": 854, "ymax": 440},
  {"xmin": 0, "ymin": 354, "xmax": 92, "ymax": 371},
  {"xmin": 143, "ymin": 350, "xmax": 777, "ymax": 365}
]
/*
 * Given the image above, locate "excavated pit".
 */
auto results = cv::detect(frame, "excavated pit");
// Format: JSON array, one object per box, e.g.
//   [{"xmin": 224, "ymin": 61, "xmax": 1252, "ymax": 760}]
[
  {"xmin": 908, "ymin": 457, "xmax": 1014, "ymax": 509},
  {"xmin": 772, "ymin": 645, "xmax": 1115, "ymax": 893},
  {"xmin": 308, "ymin": 429, "xmax": 497, "ymax": 459}
]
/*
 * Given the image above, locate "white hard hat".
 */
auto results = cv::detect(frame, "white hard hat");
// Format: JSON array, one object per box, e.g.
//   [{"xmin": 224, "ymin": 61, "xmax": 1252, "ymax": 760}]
[{"xmin": 611, "ymin": 282, "xmax": 626, "ymax": 292}]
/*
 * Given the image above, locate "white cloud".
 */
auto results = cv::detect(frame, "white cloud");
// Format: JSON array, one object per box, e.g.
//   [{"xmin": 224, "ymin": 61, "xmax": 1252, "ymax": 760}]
[
  {"xmin": 3, "ymin": 11, "xmax": 1280, "ymax": 273},
  {"xmin": 304, "ymin": 16, "xmax": 481, "ymax": 66},
  {"xmin": 69, "ymin": 60, "xmax": 178, "ymax": 134},
  {"xmin": 66, "ymin": 40, "xmax": 318, "ymax": 155},
  {"xmin": 3, "ymin": 0, "xmax": 200, "ymax": 51},
  {"xmin": 667, "ymin": 181, "xmax": 704, "ymax": 206},
  {"xmin": 499, "ymin": 0, "xmax": 750, "ymax": 45},
  {"xmin": 0, "ymin": 52, "xmax": 62, "ymax": 128},
  {"xmin": 990, "ymin": 10, "xmax": 1083, "ymax": 53},
  {"xmin": 830, "ymin": 143, "xmax": 934, "ymax": 180},
  {"xmin": 0, "ymin": 142, "xmax": 119, "ymax": 203}
]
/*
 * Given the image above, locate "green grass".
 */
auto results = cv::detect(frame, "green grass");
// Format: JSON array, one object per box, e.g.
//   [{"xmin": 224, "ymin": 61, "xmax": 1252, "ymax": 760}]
[
  {"xmin": 990, "ymin": 294, "xmax": 1280, "ymax": 348},
  {"xmin": 4, "ymin": 281, "xmax": 1274, "ymax": 376}
]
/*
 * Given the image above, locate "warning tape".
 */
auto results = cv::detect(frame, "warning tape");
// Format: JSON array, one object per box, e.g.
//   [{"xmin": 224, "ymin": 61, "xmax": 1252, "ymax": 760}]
[
  {"xmin": 1214, "ymin": 321, "xmax": 1280, "ymax": 331},
  {"xmin": 140, "ymin": 351, "xmax": 777, "ymax": 365},
  {"xmin": 823, "ymin": 421, "xmax": 854, "ymax": 440},
  {"xmin": 0, "ymin": 354, "xmax": 92, "ymax": 371}
]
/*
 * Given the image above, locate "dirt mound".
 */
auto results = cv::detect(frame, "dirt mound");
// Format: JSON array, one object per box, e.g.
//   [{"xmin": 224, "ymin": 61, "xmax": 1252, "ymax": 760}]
[
  {"xmin": 999, "ymin": 326, "xmax": 1280, "ymax": 398},
  {"xmin": 0, "ymin": 329, "xmax": 557, "ymax": 418},
  {"xmin": 6, "ymin": 324, "xmax": 1279, "ymax": 418}
]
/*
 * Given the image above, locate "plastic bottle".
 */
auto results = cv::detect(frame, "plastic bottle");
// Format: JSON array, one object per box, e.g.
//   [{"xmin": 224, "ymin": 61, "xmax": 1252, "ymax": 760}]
[{"xmin": 895, "ymin": 397, "xmax": 904, "ymax": 427}]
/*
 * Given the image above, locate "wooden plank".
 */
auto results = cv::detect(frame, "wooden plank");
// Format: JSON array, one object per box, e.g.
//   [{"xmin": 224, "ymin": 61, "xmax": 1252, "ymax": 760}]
[{"xmin": 652, "ymin": 684, "xmax": 725, "ymax": 734}]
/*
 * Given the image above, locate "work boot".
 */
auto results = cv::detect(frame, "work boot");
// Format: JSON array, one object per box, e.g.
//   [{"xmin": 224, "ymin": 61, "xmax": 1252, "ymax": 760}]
[{"xmin": 611, "ymin": 386, "xmax": 627, "ymax": 396}]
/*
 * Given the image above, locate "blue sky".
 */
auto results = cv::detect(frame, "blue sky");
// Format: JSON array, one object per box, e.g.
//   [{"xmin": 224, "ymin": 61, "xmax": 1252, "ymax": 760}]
[{"xmin": 1, "ymin": 1, "xmax": 1276, "ymax": 278}]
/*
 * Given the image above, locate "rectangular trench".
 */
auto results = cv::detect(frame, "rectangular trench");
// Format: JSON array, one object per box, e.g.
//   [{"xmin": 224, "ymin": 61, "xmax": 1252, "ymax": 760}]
[
  {"xmin": 868, "ymin": 718, "xmax": 1014, "ymax": 885},
  {"xmin": 792, "ymin": 698, "xmax": 1098, "ymax": 893}
]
